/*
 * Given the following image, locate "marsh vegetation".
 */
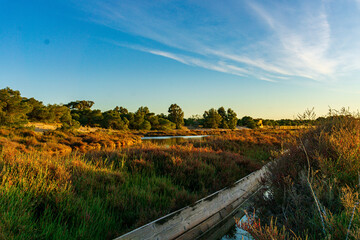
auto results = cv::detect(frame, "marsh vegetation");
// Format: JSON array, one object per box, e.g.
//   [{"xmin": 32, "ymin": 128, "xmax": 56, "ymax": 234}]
[{"xmin": 238, "ymin": 109, "xmax": 360, "ymax": 240}]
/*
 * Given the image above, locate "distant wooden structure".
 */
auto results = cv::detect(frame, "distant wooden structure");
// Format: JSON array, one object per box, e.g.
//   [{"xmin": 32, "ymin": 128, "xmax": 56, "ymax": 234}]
[{"xmin": 257, "ymin": 119, "xmax": 264, "ymax": 128}]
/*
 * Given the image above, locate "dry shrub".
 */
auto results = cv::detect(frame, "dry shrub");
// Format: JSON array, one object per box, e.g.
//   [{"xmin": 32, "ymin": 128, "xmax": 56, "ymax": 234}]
[
  {"xmin": 39, "ymin": 142, "xmax": 72, "ymax": 155},
  {"xmin": 249, "ymin": 110, "xmax": 360, "ymax": 239},
  {"xmin": 24, "ymin": 136, "xmax": 39, "ymax": 146},
  {"xmin": 0, "ymin": 128, "xmax": 10, "ymax": 136},
  {"xmin": 0, "ymin": 128, "xmax": 140, "ymax": 156},
  {"xmin": 236, "ymin": 212, "xmax": 305, "ymax": 240}
]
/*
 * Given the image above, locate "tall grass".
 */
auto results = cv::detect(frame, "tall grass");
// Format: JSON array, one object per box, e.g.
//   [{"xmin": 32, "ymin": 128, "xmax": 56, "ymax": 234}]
[
  {"xmin": 241, "ymin": 110, "xmax": 360, "ymax": 239},
  {"xmin": 193, "ymin": 129, "xmax": 296, "ymax": 164},
  {"xmin": 0, "ymin": 147, "xmax": 261, "ymax": 239},
  {"xmin": 0, "ymin": 127, "xmax": 292, "ymax": 239},
  {"xmin": 0, "ymin": 150, "xmax": 202, "ymax": 239}
]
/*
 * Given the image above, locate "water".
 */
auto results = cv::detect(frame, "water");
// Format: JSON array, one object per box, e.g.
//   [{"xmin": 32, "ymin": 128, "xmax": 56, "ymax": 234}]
[
  {"xmin": 141, "ymin": 135, "xmax": 210, "ymax": 145},
  {"xmin": 199, "ymin": 210, "xmax": 253, "ymax": 240},
  {"xmin": 220, "ymin": 214, "xmax": 253, "ymax": 240}
]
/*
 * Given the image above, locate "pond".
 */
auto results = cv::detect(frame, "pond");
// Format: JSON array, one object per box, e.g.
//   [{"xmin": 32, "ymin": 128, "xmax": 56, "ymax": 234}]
[{"xmin": 141, "ymin": 135, "xmax": 210, "ymax": 145}]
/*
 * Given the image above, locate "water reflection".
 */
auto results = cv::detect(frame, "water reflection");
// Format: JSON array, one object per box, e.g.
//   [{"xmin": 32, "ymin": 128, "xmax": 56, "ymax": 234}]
[
  {"xmin": 220, "ymin": 215, "xmax": 253, "ymax": 240},
  {"xmin": 199, "ymin": 210, "xmax": 253, "ymax": 240},
  {"xmin": 141, "ymin": 135, "xmax": 210, "ymax": 145}
]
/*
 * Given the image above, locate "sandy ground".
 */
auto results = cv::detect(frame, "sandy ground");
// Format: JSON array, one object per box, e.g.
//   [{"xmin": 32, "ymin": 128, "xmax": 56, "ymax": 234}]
[
  {"xmin": 26, "ymin": 122, "xmax": 100, "ymax": 133},
  {"xmin": 26, "ymin": 122, "xmax": 60, "ymax": 133}
]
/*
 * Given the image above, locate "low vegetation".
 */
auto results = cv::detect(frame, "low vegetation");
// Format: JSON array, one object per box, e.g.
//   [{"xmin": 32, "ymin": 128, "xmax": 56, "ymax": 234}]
[
  {"xmin": 0, "ymin": 127, "xmax": 140, "ymax": 155},
  {"xmin": 0, "ymin": 125, "xmax": 293, "ymax": 239}
]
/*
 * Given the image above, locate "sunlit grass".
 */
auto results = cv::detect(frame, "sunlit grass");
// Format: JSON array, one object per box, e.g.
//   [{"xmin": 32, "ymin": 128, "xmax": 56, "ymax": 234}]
[
  {"xmin": 241, "ymin": 111, "xmax": 360, "ymax": 239},
  {"xmin": 0, "ymin": 128, "xmax": 292, "ymax": 239}
]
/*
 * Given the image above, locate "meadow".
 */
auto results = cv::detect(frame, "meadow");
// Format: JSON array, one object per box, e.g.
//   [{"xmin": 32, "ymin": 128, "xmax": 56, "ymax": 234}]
[{"xmin": 0, "ymin": 126, "xmax": 293, "ymax": 239}]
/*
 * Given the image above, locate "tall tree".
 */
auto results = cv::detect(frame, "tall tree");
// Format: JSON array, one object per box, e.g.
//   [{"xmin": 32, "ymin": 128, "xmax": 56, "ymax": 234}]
[
  {"xmin": 218, "ymin": 107, "xmax": 229, "ymax": 128},
  {"xmin": 168, "ymin": 104, "xmax": 184, "ymax": 129},
  {"xmin": 203, "ymin": 108, "xmax": 222, "ymax": 128},
  {"xmin": 0, "ymin": 87, "xmax": 31, "ymax": 127},
  {"xmin": 226, "ymin": 108, "xmax": 238, "ymax": 129},
  {"xmin": 131, "ymin": 107, "xmax": 148, "ymax": 129}
]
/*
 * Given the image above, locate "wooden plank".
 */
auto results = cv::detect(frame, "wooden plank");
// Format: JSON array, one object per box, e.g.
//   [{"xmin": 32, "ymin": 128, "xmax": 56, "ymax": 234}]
[{"xmin": 114, "ymin": 163, "xmax": 269, "ymax": 240}]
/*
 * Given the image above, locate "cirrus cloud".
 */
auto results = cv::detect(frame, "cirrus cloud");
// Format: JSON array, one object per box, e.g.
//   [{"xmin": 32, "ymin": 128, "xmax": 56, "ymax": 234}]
[{"xmin": 78, "ymin": 0, "xmax": 360, "ymax": 85}]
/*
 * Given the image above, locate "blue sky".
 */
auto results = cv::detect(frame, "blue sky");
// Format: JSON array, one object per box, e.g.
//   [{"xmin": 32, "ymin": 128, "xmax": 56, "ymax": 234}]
[{"xmin": 1, "ymin": 0, "xmax": 360, "ymax": 119}]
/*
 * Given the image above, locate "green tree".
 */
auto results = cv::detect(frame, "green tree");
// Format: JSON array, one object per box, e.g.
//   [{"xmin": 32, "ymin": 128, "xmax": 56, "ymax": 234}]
[
  {"xmin": 65, "ymin": 100, "xmax": 94, "ymax": 111},
  {"xmin": 139, "ymin": 120, "xmax": 151, "ymax": 130},
  {"xmin": 240, "ymin": 116, "xmax": 257, "ymax": 129},
  {"xmin": 114, "ymin": 106, "xmax": 128, "ymax": 115},
  {"xmin": 102, "ymin": 110, "xmax": 128, "ymax": 130},
  {"xmin": 227, "ymin": 108, "xmax": 238, "ymax": 129},
  {"xmin": 131, "ymin": 107, "xmax": 149, "ymax": 129},
  {"xmin": 203, "ymin": 108, "xmax": 222, "ymax": 128},
  {"xmin": 66, "ymin": 100, "xmax": 103, "ymax": 127},
  {"xmin": 218, "ymin": 107, "xmax": 229, "ymax": 128},
  {"xmin": 147, "ymin": 115, "xmax": 159, "ymax": 128},
  {"xmin": 168, "ymin": 104, "xmax": 184, "ymax": 129},
  {"xmin": 24, "ymin": 98, "xmax": 49, "ymax": 122},
  {"xmin": 126, "ymin": 107, "xmax": 156, "ymax": 130},
  {"xmin": 48, "ymin": 105, "xmax": 74, "ymax": 123},
  {"xmin": 60, "ymin": 111, "xmax": 80, "ymax": 130},
  {"xmin": 184, "ymin": 114, "xmax": 203, "ymax": 128},
  {"xmin": 0, "ymin": 87, "xmax": 31, "ymax": 127},
  {"xmin": 157, "ymin": 118, "xmax": 176, "ymax": 130}
]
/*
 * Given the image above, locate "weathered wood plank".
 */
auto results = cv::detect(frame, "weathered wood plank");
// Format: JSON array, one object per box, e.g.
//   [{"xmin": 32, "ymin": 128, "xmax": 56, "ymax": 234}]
[{"xmin": 114, "ymin": 164, "xmax": 269, "ymax": 240}]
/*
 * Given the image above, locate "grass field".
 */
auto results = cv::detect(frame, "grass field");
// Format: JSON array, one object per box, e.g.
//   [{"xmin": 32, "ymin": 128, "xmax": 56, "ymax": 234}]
[{"xmin": 0, "ymin": 126, "xmax": 295, "ymax": 239}]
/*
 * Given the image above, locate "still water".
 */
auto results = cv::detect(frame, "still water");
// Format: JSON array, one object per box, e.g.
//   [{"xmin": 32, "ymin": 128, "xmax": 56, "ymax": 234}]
[
  {"xmin": 141, "ymin": 135, "xmax": 210, "ymax": 145},
  {"xmin": 199, "ymin": 210, "xmax": 253, "ymax": 240}
]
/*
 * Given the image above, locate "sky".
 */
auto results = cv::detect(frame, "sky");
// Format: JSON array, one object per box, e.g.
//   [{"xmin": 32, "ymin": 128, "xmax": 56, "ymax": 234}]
[{"xmin": 1, "ymin": 0, "xmax": 360, "ymax": 119}]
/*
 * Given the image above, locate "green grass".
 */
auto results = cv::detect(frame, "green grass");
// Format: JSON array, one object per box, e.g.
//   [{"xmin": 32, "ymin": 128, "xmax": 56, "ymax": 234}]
[
  {"xmin": 0, "ymin": 151, "xmax": 203, "ymax": 239},
  {"xmin": 0, "ymin": 129, "xmax": 292, "ymax": 239}
]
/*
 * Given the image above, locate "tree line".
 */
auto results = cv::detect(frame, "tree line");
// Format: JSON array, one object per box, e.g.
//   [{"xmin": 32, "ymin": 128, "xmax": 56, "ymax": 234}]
[
  {"xmin": 0, "ymin": 87, "xmax": 318, "ymax": 130},
  {"xmin": 0, "ymin": 87, "xmax": 239, "ymax": 130}
]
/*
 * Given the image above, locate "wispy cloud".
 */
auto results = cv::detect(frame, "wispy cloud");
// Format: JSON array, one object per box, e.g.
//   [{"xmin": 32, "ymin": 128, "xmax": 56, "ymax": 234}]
[
  {"xmin": 259, "ymin": 77, "xmax": 277, "ymax": 83},
  {"xmin": 110, "ymin": 41, "xmax": 250, "ymax": 77},
  {"xmin": 248, "ymin": 1, "xmax": 337, "ymax": 80},
  {"xmin": 80, "ymin": 0, "xmax": 360, "ymax": 85}
]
